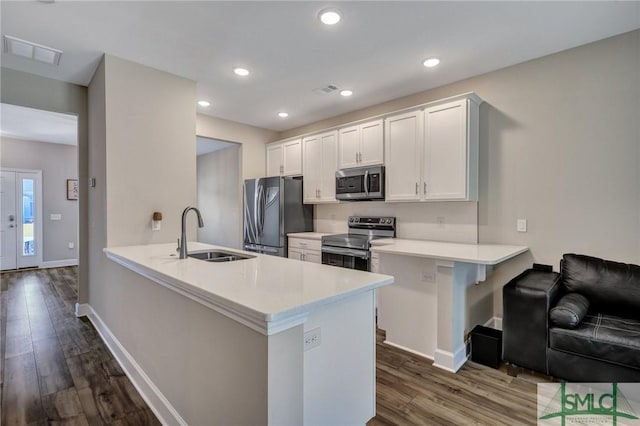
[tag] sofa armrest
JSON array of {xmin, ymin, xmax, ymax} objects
[{"xmin": 503, "ymin": 269, "xmax": 562, "ymax": 374}]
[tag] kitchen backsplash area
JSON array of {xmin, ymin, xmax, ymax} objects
[{"xmin": 314, "ymin": 201, "xmax": 478, "ymax": 243}]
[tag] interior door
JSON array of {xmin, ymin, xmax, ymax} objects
[{"xmin": 0, "ymin": 171, "xmax": 17, "ymax": 270}]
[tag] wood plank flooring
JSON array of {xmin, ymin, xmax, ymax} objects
[
  {"xmin": 1, "ymin": 268, "xmax": 160, "ymax": 426},
  {"xmin": 2, "ymin": 267, "xmax": 552, "ymax": 425}
]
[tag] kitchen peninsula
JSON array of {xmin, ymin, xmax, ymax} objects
[
  {"xmin": 371, "ymin": 239, "xmax": 528, "ymax": 373},
  {"xmin": 96, "ymin": 242, "xmax": 393, "ymax": 425}
]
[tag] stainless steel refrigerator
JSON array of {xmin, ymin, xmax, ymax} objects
[{"xmin": 243, "ymin": 176, "xmax": 313, "ymax": 257}]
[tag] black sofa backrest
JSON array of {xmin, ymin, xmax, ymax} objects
[{"xmin": 562, "ymin": 254, "xmax": 640, "ymax": 318}]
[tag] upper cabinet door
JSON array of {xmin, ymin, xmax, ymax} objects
[
  {"xmin": 319, "ymin": 131, "xmax": 338, "ymax": 202},
  {"xmin": 423, "ymin": 98, "xmax": 479, "ymax": 201},
  {"xmin": 337, "ymin": 119, "xmax": 383, "ymax": 169},
  {"xmin": 302, "ymin": 134, "xmax": 321, "ymax": 203},
  {"xmin": 384, "ymin": 110, "xmax": 423, "ymax": 201},
  {"xmin": 282, "ymin": 138, "xmax": 302, "ymax": 176},
  {"xmin": 423, "ymin": 100, "xmax": 467, "ymax": 200},
  {"xmin": 338, "ymin": 125, "xmax": 359, "ymax": 169},
  {"xmin": 266, "ymin": 143, "xmax": 283, "ymax": 177},
  {"xmin": 358, "ymin": 119, "xmax": 383, "ymax": 167},
  {"xmin": 266, "ymin": 139, "xmax": 302, "ymax": 177}
]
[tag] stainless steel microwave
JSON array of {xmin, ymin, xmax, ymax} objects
[{"xmin": 335, "ymin": 165, "xmax": 385, "ymax": 201}]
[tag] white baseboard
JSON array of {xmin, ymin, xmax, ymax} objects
[
  {"xmin": 383, "ymin": 340, "xmax": 434, "ymax": 361},
  {"xmin": 40, "ymin": 259, "xmax": 78, "ymax": 268},
  {"xmin": 83, "ymin": 304, "xmax": 187, "ymax": 426},
  {"xmin": 483, "ymin": 316, "xmax": 503, "ymax": 331},
  {"xmin": 75, "ymin": 303, "xmax": 90, "ymax": 318},
  {"xmin": 433, "ymin": 347, "xmax": 468, "ymax": 373}
]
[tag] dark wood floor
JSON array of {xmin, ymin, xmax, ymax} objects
[
  {"xmin": 2, "ymin": 267, "xmax": 551, "ymax": 425},
  {"xmin": 368, "ymin": 330, "xmax": 553, "ymax": 426},
  {"xmin": 1, "ymin": 268, "xmax": 159, "ymax": 426}
]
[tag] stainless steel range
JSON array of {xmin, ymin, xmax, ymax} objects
[{"xmin": 321, "ymin": 216, "xmax": 396, "ymax": 271}]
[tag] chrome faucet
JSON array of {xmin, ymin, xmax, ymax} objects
[{"xmin": 179, "ymin": 206, "xmax": 204, "ymax": 259}]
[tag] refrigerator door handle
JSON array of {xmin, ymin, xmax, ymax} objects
[{"xmin": 244, "ymin": 185, "xmax": 257, "ymax": 244}]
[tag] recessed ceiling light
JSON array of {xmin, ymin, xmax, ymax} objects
[
  {"xmin": 233, "ymin": 67, "xmax": 250, "ymax": 77},
  {"xmin": 319, "ymin": 8, "xmax": 341, "ymax": 25},
  {"xmin": 339, "ymin": 89, "xmax": 353, "ymax": 97},
  {"xmin": 198, "ymin": 100, "xmax": 211, "ymax": 107},
  {"xmin": 278, "ymin": 112, "xmax": 289, "ymax": 118},
  {"xmin": 422, "ymin": 58, "xmax": 440, "ymax": 68}
]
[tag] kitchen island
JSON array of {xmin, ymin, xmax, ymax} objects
[{"xmin": 91, "ymin": 242, "xmax": 393, "ymax": 425}]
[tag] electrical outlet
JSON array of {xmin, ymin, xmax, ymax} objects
[
  {"xmin": 436, "ymin": 217, "xmax": 445, "ymax": 228},
  {"xmin": 421, "ymin": 271, "xmax": 435, "ymax": 283},
  {"xmin": 304, "ymin": 328, "xmax": 321, "ymax": 351},
  {"xmin": 517, "ymin": 219, "xmax": 527, "ymax": 233}
]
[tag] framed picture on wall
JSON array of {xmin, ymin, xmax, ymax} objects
[{"xmin": 67, "ymin": 179, "xmax": 78, "ymax": 200}]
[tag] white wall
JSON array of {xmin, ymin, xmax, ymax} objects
[
  {"xmin": 315, "ymin": 202, "xmax": 478, "ymax": 243},
  {"xmin": 0, "ymin": 68, "xmax": 89, "ymax": 302},
  {"xmin": 0, "ymin": 137, "xmax": 78, "ymax": 263},
  {"xmin": 197, "ymin": 144, "xmax": 242, "ymax": 248},
  {"xmin": 196, "ymin": 114, "xmax": 279, "ymax": 180},
  {"xmin": 281, "ymin": 30, "xmax": 640, "ymax": 320}
]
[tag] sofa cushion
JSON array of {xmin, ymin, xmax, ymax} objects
[
  {"xmin": 549, "ymin": 313, "xmax": 640, "ymax": 369},
  {"xmin": 550, "ymin": 292, "xmax": 590, "ymax": 329},
  {"xmin": 562, "ymin": 254, "xmax": 640, "ymax": 318}
]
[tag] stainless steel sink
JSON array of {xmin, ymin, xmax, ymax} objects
[{"xmin": 188, "ymin": 250, "xmax": 255, "ymax": 262}]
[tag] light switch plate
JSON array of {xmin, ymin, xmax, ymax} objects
[
  {"xmin": 517, "ymin": 219, "xmax": 527, "ymax": 233},
  {"xmin": 50, "ymin": 214, "xmax": 62, "ymax": 221}
]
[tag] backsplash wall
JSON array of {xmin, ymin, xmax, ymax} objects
[{"xmin": 315, "ymin": 202, "xmax": 478, "ymax": 243}]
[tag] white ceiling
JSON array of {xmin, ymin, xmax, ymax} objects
[
  {"xmin": 1, "ymin": 2, "xmax": 639, "ymax": 132},
  {"xmin": 0, "ymin": 103, "xmax": 77, "ymax": 145},
  {"xmin": 196, "ymin": 136, "xmax": 237, "ymax": 156}
]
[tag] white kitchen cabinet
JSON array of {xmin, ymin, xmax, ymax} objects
[
  {"xmin": 338, "ymin": 119, "xmax": 383, "ymax": 169},
  {"xmin": 384, "ymin": 110, "xmax": 423, "ymax": 201},
  {"xmin": 385, "ymin": 94, "xmax": 481, "ymax": 202},
  {"xmin": 288, "ymin": 237, "xmax": 321, "ymax": 263},
  {"xmin": 266, "ymin": 138, "xmax": 302, "ymax": 176},
  {"xmin": 303, "ymin": 130, "xmax": 338, "ymax": 204}
]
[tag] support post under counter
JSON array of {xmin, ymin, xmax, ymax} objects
[{"xmin": 371, "ymin": 239, "xmax": 527, "ymax": 373}]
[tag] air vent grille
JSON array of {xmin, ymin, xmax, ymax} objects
[
  {"xmin": 3, "ymin": 35, "xmax": 62, "ymax": 66},
  {"xmin": 313, "ymin": 84, "xmax": 339, "ymax": 95}
]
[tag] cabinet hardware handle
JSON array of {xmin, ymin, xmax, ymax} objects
[
  {"xmin": 359, "ymin": 152, "xmax": 362, "ymax": 162},
  {"xmin": 415, "ymin": 182, "xmax": 418, "ymax": 194},
  {"xmin": 356, "ymin": 152, "xmax": 358, "ymax": 163},
  {"xmin": 424, "ymin": 182, "xmax": 427, "ymax": 194}
]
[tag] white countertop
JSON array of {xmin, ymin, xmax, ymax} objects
[
  {"xmin": 370, "ymin": 238, "xmax": 528, "ymax": 265},
  {"xmin": 287, "ymin": 232, "xmax": 332, "ymax": 240},
  {"xmin": 104, "ymin": 242, "xmax": 393, "ymax": 335}
]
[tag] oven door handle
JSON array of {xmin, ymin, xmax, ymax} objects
[{"xmin": 321, "ymin": 246, "xmax": 370, "ymax": 259}]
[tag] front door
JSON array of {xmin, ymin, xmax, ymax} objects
[
  {"xmin": 1, "ymin": 171, "xmax": 17, "ymax": 270},
  {"xmin": 0, "ymin": 170, "xmax": 40, "ymax": 270}
]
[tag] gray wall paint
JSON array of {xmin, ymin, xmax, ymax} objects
[
  {"xmin": 197, "ymin": 144, "xmax": 242, "ymax": 249},
  {"xmin": 1, "ymin": 137, "xmax": 78, "ymax": 262},
  {"xmin": 1, "ymin": 68, "xmax": 89, "ymax": 302}
]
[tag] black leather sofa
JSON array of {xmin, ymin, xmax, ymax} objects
[{"xmin": 503, "ymin": 253, "xmax": 640, "ymax": 382}]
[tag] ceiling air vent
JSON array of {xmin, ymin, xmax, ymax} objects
[
  {"xmin": 313, "ymin": 84, "xmax": 339, "ymax": 95},
  {"xmin": 3, "ymin": 35, "xmax": 62, "ymax": 66}
]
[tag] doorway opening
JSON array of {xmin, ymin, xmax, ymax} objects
[
  {"xmin": 195, "ymin": 136, "xmax": 242, "ymax": 249},
  {"xmin": 0, "ymin": 103, "xmax": 79, "ymax": 270}
]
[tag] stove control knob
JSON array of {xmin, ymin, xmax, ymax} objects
[
  {"xmin": 349, "ymin": 217, "xmax": 354, "ymax": 223},
  {"xmin": 354, "ymin": 217, "xmax": 359, "ymax": 223}
]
